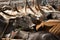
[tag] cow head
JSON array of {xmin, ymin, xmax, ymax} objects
[{"xmin": 15, "ymin": 15, "xmax": 35, "ymax": 31}]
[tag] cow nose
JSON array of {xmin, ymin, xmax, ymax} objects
[
  {"xmin": 30, "ymin": 27, "xmax": 34, "ymax": 29},
  {"xmin": 31, "ymin": 24, "xmax": 35, "ymax": 27},
  {"xmin": 30, "ymin": 24, "xmax": 35, "ymax": 29},
  {"xmin": 37, "ymin": 17, "xmax": 39, "ymax": 20}
]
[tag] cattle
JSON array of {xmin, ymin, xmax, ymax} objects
[
  {"xmin": 27, "ymin": 31, "xmax": 60, "ymax": 40},
  {"xmin": 36, "ymin": 20, "xmax": 60, "ymax": 37},
  {"xmin": 8, "ymin": 30, "xmax": 60, "ymax": 40},
  {"xmin": 0, "ymin": 5, "xmax": 36, "ymax": 39},
  {"xmin": 26, "ymin": 6, "xmax": 44, "ymax": 21},
  {"xmin": 0, "ymin": 5, "xmax": 19, "ymax": 39},
  {"xmin": 37, "ymin": 4, "xmax": 60, "ymax": 20}
]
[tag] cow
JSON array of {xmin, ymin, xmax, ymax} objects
[
  {"xmin": 27, "ymin": 31, "xmax": 60, "ymax": 40},
  {"xmin": 8, "ymin": 30, "xmax": 60, "ymax": 40},
  {"xmin": 0, "ymin": 5, "xmax": 35, "ymax": 38},
  {"xmin": 36, "ymin": 20, "xmax": 60, "ymax": 37}
]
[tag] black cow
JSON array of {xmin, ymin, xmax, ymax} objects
[
  {"xmin": 11, "ymin": 30, "xmax": 60, "ymax": 40},
  {"xmin": 27, "ymin": 32, "xmax": 60, "ymax": 40},
  {"xmin": 0, "ymin": 14, "xmax": 35, "ymax": 38}
]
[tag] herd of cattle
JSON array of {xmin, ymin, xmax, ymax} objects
[{"xmin": 0, "ymin": 3, "xmax": 60, "ymax": 40}]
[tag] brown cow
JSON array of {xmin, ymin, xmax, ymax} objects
[{"xmin": 36, "ymin": 20, "xmax": 60, "ymax": 37}]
